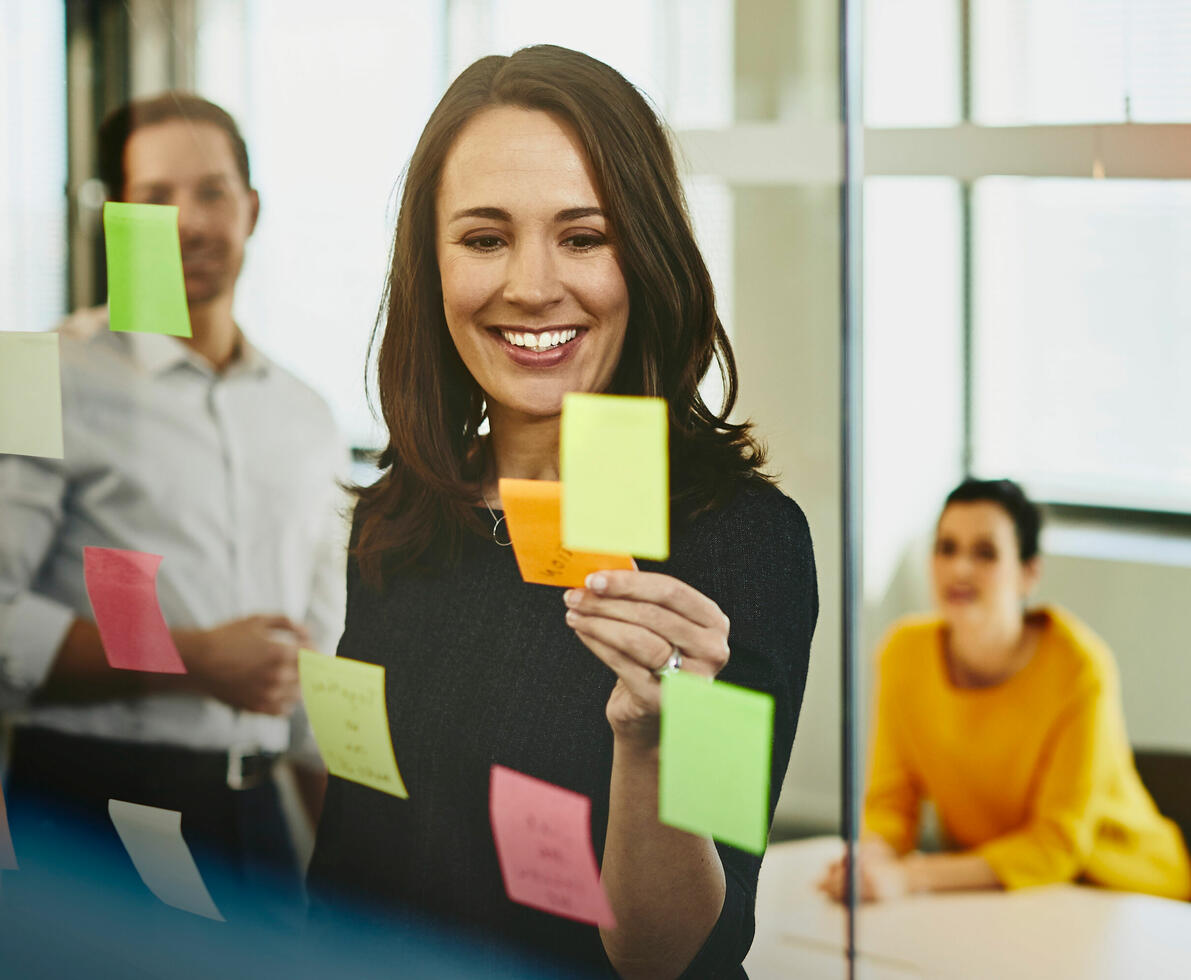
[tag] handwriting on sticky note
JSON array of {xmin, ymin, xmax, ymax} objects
[
  {"xmin": 0, "ymin": 780, "xmax": 17, "ymax": 871},
  {"xmin": 560, "ymin": 393, "xmax": 669, "ymax": 560},
  {"xmin": 103, "ymin": 202, "xmax": 192, "ymax": 338},
  {"xmin": 659, "ymin": 672, "xmax": 774, "ymax": 855},
  {"xmin": 0, "ymin": 331, "xmax": 64, "ymax": 459},
  {"xmin": 500, "ymin": 479, "xmax": 635, "ymax": 587},
  {"xmin": 489, "ymin": 764, "xmax": 615, "ymax": 927},
  {"xmin": 298, "ymin": 649, "xmax": 408, "ymax": 798},
  {"xmin": 83, "ymin": 547, "xmax": 186, "ymax": 673},
  {"xmin": 108, "ymin": 800, "xmax": 224, "ymax": 920}
]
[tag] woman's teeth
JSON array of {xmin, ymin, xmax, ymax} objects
[{"xmin": 500, "ymin": 328, "xmax": 578, "ymax": 351}]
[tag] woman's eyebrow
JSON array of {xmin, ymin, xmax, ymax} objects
[
  {"xmin": 448, "ymin": 206, "xmax": 511, "ymax": 222},
  {"xmin": 447, "ymin": 205, "xmax": 605, "ymax": 223},
  {"xmin": 555, "ymin": 206, "xmax": 603, "ymax": 221}
]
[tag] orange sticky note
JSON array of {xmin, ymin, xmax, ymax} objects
[
  {"xmin": 500, "ymin": 479, "xmax": 635, "ymax": 588},
  {"xmin": 489, "ymin": 765, "xmax": 616, "ymax": 928},
  {"xmin": 0, "ymin": 780, "xmax": 17, "ymax": 870}
]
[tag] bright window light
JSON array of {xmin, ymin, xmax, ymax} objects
[{"xmin": 972, "ymin": 177, "xmax": 1191, "ymax": 512}]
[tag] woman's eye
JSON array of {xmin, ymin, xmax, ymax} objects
[
  {"xmin": 464, "ymin": 235, "xmax": 504, "ymax": 252},
  {"xmin": 974, "ymin": 545, "xmax": 997, "ymax": 562},
  {"xmin": 935, "ymin": 540, "xmax": 956, "ymax": 556},
  {"xmin": 563, "ymin": 233, "xmax": 604, "ymax": 251}
]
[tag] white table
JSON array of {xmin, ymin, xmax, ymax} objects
[{"xmin": 744, "ymin": 837, "xmax": 1191, "ymax": 980}]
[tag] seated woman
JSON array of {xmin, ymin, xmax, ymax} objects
[
  {"xmin": 821, "ymin": 478, "xmax": 1191, "ymax": 903},
  {"xmin": 305, "ymin": 45, "xmax": 818, "ymax": 978}
]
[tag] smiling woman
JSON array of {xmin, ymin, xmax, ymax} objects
[
  {"xmin": 819, "ymin": 478, "xmax": 1191, "ymax": 905},
  {"xmin": 305, "ymin": 44, "xmax": 819, "ymax": 979},
  {"xmin": 435, "ymin": 106, "xmax": 630, "ymax": 423}
]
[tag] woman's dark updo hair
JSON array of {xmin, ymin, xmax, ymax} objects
[{"xmin": 944, "ymin": 478, "xmax": 1042, "ymax": 562}]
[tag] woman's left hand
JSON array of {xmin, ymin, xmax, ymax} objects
[{"xmin": 563, "ymin": 570, "xmax": 731, "ymax": 746}]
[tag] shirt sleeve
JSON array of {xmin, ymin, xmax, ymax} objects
[
  {"xmin": 975, "ymin": 678, "xmax": 1107, "ymax": 889},
  {"xmin": 0, "ymin": 454, "xmax": 75, "ymax": 709},
  {"xmin": 674, "ymin": 487, "xmax": 818, "ymax": 978},
  {"xmin": 862, "ymin": 634, "xmax": 923, "ymax": 855},
  {"xmin": 302, "ymin": 447, "xmax": 352, "ymax": 657},
  {"xmin": 290, "ymin": 442, "xmax": 352, "ymax": 767}
]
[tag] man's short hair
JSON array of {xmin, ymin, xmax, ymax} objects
[{"xmin": 97, "ymin": 92, "xmax": 252, "ymax": 198}]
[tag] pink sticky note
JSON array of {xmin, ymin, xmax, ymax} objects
[
  {"xmin": 83, "ymin": 547, "xmax": 186, "ymax": 673},
  {"xmin": 489, "ymin": 765, "xmax": 616, "ymax": 928},
  {"xmin": 0, "ymin": 780, "xmax": 17, "ymax": 870}
]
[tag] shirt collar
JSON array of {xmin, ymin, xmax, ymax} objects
[{"xmin": 125, "ymin": 329, "xmax": 270, "ymax": 380}]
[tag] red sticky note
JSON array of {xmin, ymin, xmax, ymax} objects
[
  {"xmin": 83, "ymin": 547, "xmax": 186, "ymax": 673},
  {"xmin": 0, "ymin": 781, "xmax": 17, "ymax": 870},
  {"xmin": 489, "ymin": 765, "xmax": 616, "ymax": 928}
]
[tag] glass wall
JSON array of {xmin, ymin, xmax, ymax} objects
[
  {"xmin": 1, "ymin": 0, "xmax": 850, "ymax": 975},
  {"xmin": 4, "ymin": 1, "xmax": 1190, "ymax": 977}
]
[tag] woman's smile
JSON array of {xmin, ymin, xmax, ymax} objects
[{"xmin": 490, "ymin": 325, "xmax": 586, "ymax": 366}]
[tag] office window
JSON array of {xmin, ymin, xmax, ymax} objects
[
  {"xmin": 196, "ymin": 0, "xmax": 446, "ymax": 448},
  {"xmin": 863, "ymin": 0, "xmax": 960, "ymax": 127},
  {"xmin": 863, "ymin": 178, "xmax": 964, "ymax": 596},
  {"xmin": 972, "ymin": 178, "xmax": 1191, "ymax": 512},
  {"xmin": 973, "ymin": 0, "xmax": 1191, "ymax": 124},
  {"xmin": 0, "ymin": 0, "xmax": 68, "ymax": 334}
]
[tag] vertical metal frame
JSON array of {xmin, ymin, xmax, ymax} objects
[{"xmin": 839, "ymin": 0, "xmax": 864, "ymax": 974}]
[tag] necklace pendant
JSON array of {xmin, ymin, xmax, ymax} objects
[{"xmin": 492, "ymin": 514, "xmax": 511, "ymax": 547}]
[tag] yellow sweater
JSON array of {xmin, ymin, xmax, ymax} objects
[{"xmin": 863, "ymin": 607, "xmax": 1191, "ymax": 899}]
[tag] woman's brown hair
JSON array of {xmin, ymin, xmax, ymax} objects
[{"xmin": 355, "ymin": 44, "xmax": 768, "ymax": 584}]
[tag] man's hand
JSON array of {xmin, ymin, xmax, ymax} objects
[{"xmin": 176, "ymin": 614, "xmax": 309, "ymax": 715}]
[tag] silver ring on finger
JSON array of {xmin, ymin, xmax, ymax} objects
[{"xmin": 651, "ymin": 644, "xmax": 684, "ymax": 679}]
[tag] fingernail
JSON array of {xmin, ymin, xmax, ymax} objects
[
  {"xmin": 563, "ymin": 589, "xmax": 579, "ymax": 607},
  {"xmin": 586, "ymin": 574, "xmax": 607, "ymax": 592},
  {"xmin": 565, "ymin": 610, "xmax": 578, "ymax": 625}
]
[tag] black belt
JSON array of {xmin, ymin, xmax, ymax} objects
[{"xmin": 10, "ymin": 728, "xmax": 280, "ymax": 794}]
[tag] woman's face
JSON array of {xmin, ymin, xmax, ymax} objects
[
  {"xmin": 435, "ymin": 106, "xmax": 630, "ymax": 425},
  {"xmin": 931, "ymin": 502, "xmax": 1039, "ymax": 632}
]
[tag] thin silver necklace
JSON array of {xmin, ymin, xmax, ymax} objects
[{"xmin": 482, "ymin": 490, "xmax": 512, "ymax": 547}]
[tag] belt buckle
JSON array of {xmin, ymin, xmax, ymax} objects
[{"xmin": 227, "ymin": 744, "xmax": 247, "ymax": 790}]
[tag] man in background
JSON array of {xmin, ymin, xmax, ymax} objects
[{"xmin": 0, "ymin": 93, "xmax": 347, "ymax": 916}]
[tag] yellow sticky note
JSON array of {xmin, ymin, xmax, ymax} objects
[
  {"xmin": 560, "ymin": 393, "xmax": 669, "ymax": 560},
  {"xmin": 0, "ymin": 332, "xmax": 64, "ymax": 458},
  {"xmin": 500, "ymin": 478, "xmax": 635, "ymax": 587},
  {"xmin": 298, "ymin": 648, "xmax": 408, "ymax": 798}
]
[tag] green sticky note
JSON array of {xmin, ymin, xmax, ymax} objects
[
  {"xmin": 0, "ymin": 332, "xmax": 64, "ymax": 458},
  {"xmin": 560, "ymin": 393, "xmax": 668, "ymax": 560},
  {"xmin": 659, "ymin": 671, "xmax": 774, "ymax": 855},
  {"xmin": 103, "ymin": 202, "xmax": 192, "ymax": 337},
  {"xmin": 298, "ymin": 648, "xmax": 408, "ymax": 798}
]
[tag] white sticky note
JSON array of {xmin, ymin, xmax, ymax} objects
[{"xmin": 107, "ymin": 800, "xmax": 225, "ymax": 921}]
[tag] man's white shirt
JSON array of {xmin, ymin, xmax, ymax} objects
[{"xmin": 0, "ymin": 312, "xmax": 350, "ymax": 759}]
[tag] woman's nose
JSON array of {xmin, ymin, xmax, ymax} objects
[{"xmin": 503, "ymin": 240, "xmax": 565, "ymax": 310}]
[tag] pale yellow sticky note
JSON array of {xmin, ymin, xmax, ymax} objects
[
  {"xmin": 298, "ymin": 648, "xmax": 408, "ymax": 798},
  {"xmin": 560, "ymin": 393, "xmax": 669, "ymax": 559},
  {"xmin": 0, "ymin": 332, "xmax": 64, "ymax": 458}
]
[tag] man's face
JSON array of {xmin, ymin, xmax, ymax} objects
[{"xmin": 122, "ymin": 119, "xmax": 259, "ymax": 307}]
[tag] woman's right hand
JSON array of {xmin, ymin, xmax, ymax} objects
[{"xmin": 816, "ymin": 837, "xmax": 907, "ymax": 903}]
